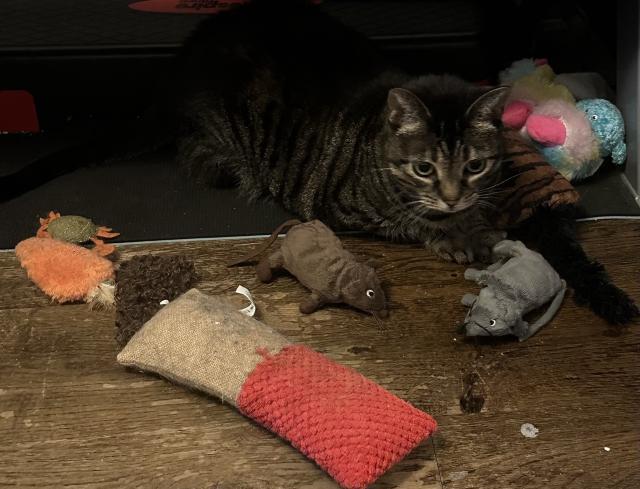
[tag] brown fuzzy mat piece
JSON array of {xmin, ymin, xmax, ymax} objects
[{"xmin": 115, "ymin": 254, "xmax": 198, "ymax": 347}]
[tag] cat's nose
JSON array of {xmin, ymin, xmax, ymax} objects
[
  {"xmin": 440, "ymin": 182, "xmax": 460, "ymax": 205},
  {"xmin": 444, "ymin": 199, "xmax": 458, "ymax": 208}
]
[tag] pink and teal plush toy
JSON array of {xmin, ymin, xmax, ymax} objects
[
  {"xmin": 500, "ymin": 59, "xmax": 626, "ymax": 182},
  {"xmin": 524, "ymin": 98, "xmax": 626, "ymax": 181}
]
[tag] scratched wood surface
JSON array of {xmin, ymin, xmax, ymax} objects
[{"xmin": 0, "ymin": 220, "xmax": 638, "ymax": 489}]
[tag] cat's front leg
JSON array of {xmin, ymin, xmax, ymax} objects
[
  {"xmin": 424, "ymin": 224, "xmax": 505, "ymax": 264},
  {"xmin": 467, "ymin": 228, "xmax": 507, "ymax": 263},
  {"xmin": 425, "ymin": 233, "xmax": 474, "ymax": 264},
  {"xmin": 456, "ymin": 211, "xmax": 506, "ymax": 263}
]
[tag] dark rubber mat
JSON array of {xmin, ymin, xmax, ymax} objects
[
  {"xmin": 1, "ymin": 131, "xmax": 638, "ymax": 250},
  {"xmin": 0, "ymin": 133, "xmax": 292, "ymax": 249},
  {"xmin": 574, "ymin": 165, "xmax": 640, "ymax": 218}
]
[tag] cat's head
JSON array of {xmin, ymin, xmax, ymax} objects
[{"xmin": 382, "ymin": 77, "xmax": 509, "ymax": 215}]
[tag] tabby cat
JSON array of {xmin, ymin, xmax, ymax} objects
[
  {"xmin": 2, "ymin": 0, "xmax": 637, "ymax": 323},
  {"xmin": 1, "ymin": 1, "xmax": 509, "ymax": 263},
  {"xmin": 174, "ymin": 0, "xmax": 508, "ymax": 263}
]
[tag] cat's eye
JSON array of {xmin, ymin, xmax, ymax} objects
[
  {"xmin": 413, "ymin": 162, "xmax": 434, "ymax": 177},
  {"xmin": 466, "ymin": 159, "xmax": 486, "ymax": 174},
  {"xmin": 366, "ymin": 289, "xmax": 375, "ymax": 299},
  {"xmin": 489, "ymin": 319, "xmax": 496, "ymax": 327}
]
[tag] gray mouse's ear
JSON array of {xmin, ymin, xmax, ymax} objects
[{"xmin": 387, "ymin": 88, "xmax": 431, "ymax": 136}]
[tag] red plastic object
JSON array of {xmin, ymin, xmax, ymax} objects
[
  {"xmin": 129, "ymin": 0, "xmax": 321, "ymax": 14},
  {"xmin": 238, "ymin": 345, "xmax": 437, "ymax": 489},
  {"xmin": 0, "ymin": 90, "xmax": 39, "ymax": 133},
  {"xmin": 129, "ymin": 0, "xmax": 250, "ymax": 14}
]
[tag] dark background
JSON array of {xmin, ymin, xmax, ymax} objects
[{"xmin": 0, "ymin": 0, "xmax": 629, "ymax": 248}]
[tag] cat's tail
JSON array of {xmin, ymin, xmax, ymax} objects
[
  {"xmin": 0, "ymin": 104, "xmax": 177, "ymax": 203},
  {"xmin": 227, "ymin": 219, "xmax": 303, "ymax": 267},
  {"xmin": 519, "ymin": 204, "xmax": 639, "ymax": 325}
]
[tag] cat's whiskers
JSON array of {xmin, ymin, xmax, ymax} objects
[
  {"xmin": 384, "ymin": 198, "xmax": 426, "ymax": 218},
  {"xmin": 388, "ymin": 199, "xmax": 434, "ymax": 239},
  {"xmin": 475, "ymin": 196, "xmax": 498, "ymax": 210},
  {"xmin": 475, "ymin": 190, "xmax": 508, "ymax": 202},
  {"xmin": 404, "ymin": 199, "xmax": 429, "ymax": 207},
  {"xmin": 408, "ymin": 202, "xmax": 435, "ymax": 229},
  {"xmin": 481, "ymin": 171, "xmax": 528, "ymax": 192},
  {"xmin": 477, "ymin": 187, "xmax": 510, "ymax": 196},
  {"xmin": 476, "ymin": 201, "xmax": 497, "ymax": 210},
  {"xmin": 407, "ymin": 207, "xmax": 427, "ymax": 228}
]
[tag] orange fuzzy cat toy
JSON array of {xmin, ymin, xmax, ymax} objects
[{"xmin": 15, "ymin": 212, "xmax": 119, "ymax": 307}]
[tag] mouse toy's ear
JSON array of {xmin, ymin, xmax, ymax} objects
[
  {"xmin": 387, "ymin": 88, "xmax": 431, "ymax": 136},
  {"xmin": 364, "ymin": 257, "xmax": 382, "ymax": 270},
  {"xmin": 355, "ymin": 254, "xmax": 381, "ymax": 270}
]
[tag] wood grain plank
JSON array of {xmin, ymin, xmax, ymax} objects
[{"xmin": 1, "ymin": 220, "xmax": 639, "ymax": 488}]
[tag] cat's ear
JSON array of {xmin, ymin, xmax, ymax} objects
[
  {"xmin": 465, "ymin": 86, "xmax": 509, "ymax": 126},
  {"xmin": 387, "ymin": 88, "xmax": 431, "ymax": 136}
]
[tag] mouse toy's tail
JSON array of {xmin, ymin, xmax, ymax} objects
[
  {"xmin": 519, "ymin": 204, "xmax": 639, "ymax": 325},
  {"xmin": 227, "ymin": 219, "xmax": 303, "ymax": 267}
]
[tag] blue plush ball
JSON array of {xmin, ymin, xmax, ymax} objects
[{"xmin": 576, "ymin": 99, "xmax": 627, "ymax": 165}]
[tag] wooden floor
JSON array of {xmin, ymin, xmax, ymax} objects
[{"xmin": 1, "ymin": 220, "xmax": 639, "ymax": 489}]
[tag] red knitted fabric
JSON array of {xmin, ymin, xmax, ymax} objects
[{"xmin": 237, "ymin": 345, "xmax": 437, "ymax": 489}]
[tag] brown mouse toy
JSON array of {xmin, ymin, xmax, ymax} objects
[{"xmin": 228, "ymin": 220, "xmax": 388, "ymax": 319}]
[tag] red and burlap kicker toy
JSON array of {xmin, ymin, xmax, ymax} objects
[
  {"xmin": 238, "ymin": 345, "xmax": 436, "ymax": 489},
  {"xmin": 117, "ymin": 289, "xmax": 436, "ymax": 489}
]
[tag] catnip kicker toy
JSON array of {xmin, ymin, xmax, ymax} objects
[
  {"xmin": 37, "ymin": 211, "xmax": 120, "ymax": 256},
  {"xmin": 118, "ymin": 288, "xmax": 436, "ymax": 489},
  {"xmin": 228, "ymin": 219, "xmax": 388, "ymax": 318},
  {"xmin": 461, "ymin": 240, "xmax": 566, "ymax": 341}
]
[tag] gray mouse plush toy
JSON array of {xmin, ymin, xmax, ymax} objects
[{"xmin": 461, "ymin": 240, "xmax": 566, "ymax": 341}]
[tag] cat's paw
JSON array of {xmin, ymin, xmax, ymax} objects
[
  {"xmin": 428, "ymin": 236, "xmax": 473, "ymax": 264},
  {"xmin": 470, "ymin": 230, "xmax": 507, "ymax": 263}
]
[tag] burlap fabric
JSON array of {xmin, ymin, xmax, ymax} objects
[{"xmin": 117, "ymin": 288, "xmax": 290, "ymax": 405}]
